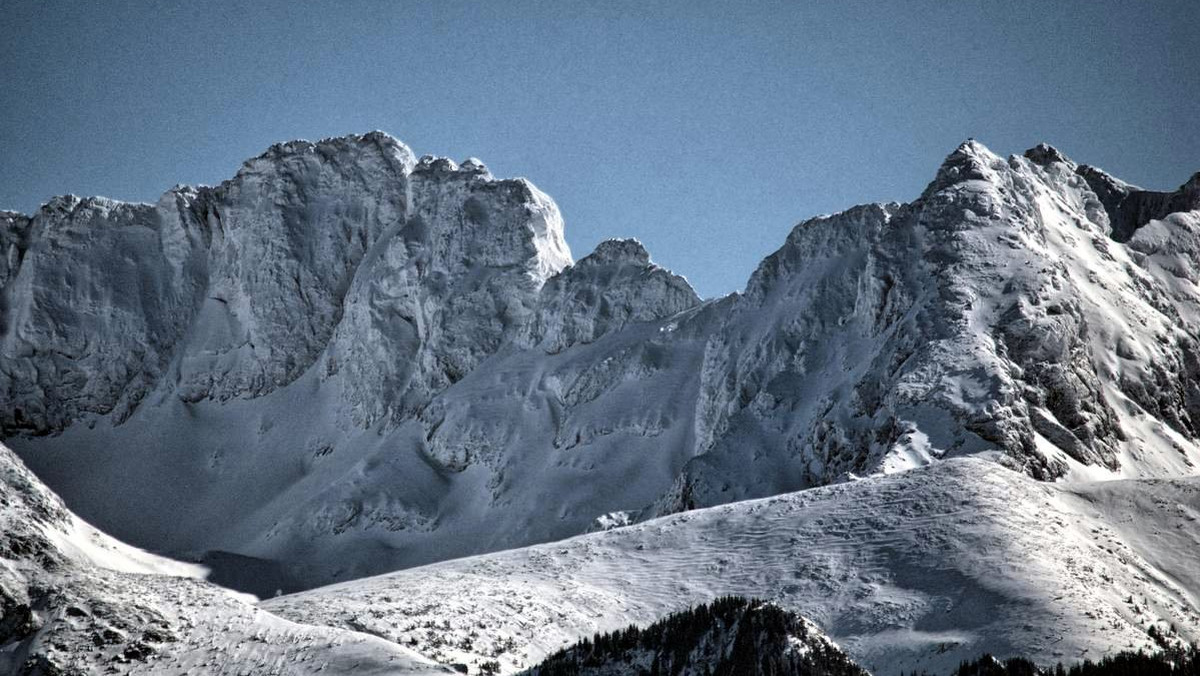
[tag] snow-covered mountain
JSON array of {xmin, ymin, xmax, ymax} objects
[
  {"xmin": 0, "ymin": 440, "xmax": 449, "ymax": 675},
  {"xmin": 3, "ymin": 133, "xmax": 1200, "ymax": 590},
  {"xmin": 265, "ymin": 458, "xmax": 1200, "ymax": 675}
]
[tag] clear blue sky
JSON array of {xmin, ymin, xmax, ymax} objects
[{"xmin": 3, "ymin": 1, "xmax": 1198, "ymax": 298}]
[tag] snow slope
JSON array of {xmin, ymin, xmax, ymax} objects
[
  {"xmin": 266, "ymin": 458, "xmax": 1200, "ymax": 676},
  {"xmin": 0, "ymin": 440, "xmax": 449, "ymax": 675},
  {"xmin": 4, "ymin": 134, "xmax": 1200, "ymax": 591}
]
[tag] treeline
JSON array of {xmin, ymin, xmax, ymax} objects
[
  {"xmin": 949, "ymin": 644, "xmax": 1200, "ymax": 676},
  {"xmin": 526, "ymin": 596, "xmax": 1200, "ymax": 676},
  {"xmin": 527, "ymin": 595, "xmax": 867, "ymax": 676}
]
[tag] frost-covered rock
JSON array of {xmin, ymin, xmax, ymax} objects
[
  {"xmin": 0, "ymin": 132, "xmax": 572, "ymax": 432},
  {"xmin": 174, "ymin": 132, "xmax": 416, "ymax": 404},
  {"xmin": 1077, "ymin": 163, "xmax": 1200, "ymax": 242},
  {"xmin": 323, "ymin": 154, "xmax": 572, "ymax": 425},
  {"xmin": 524, "ymin": 238, "xmax": 699, "ymax": 353},
  {"xmin": 0, "ymin": 193, "xmax": 206, "ymax": 433}
]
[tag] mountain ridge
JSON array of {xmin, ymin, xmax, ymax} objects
[{"xmin": 4, "ymin": 133, "xmax": 1200, "ymax": 590}]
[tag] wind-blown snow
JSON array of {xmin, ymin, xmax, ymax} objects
[{"xmin": 266, "ymin": 458, "xmax": 1200, "ymax": 675}]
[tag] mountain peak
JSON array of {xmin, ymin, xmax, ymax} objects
[
  {"xmin": 238, "ymin": 131, "xmax": 417, "ymax": 181},
  {"xmin": 1024, "ymin": 142, "xmax": 1075, "ymax": 168},
  {"xmin": 923, "ymin": 138, "xmax": 1005, "ymax": 195},
  {"xmin": 8, "ymin": 132, "xmax": 1200, "ymax": 651},
  {"xmin": 254, "ymin": 130, "xmax": 411, "ymax": 160},
  {"xmin": 952, "ymin": 137, "xmax": 995, "ymax": 158},
  {"xmin": 415, "ymin": 154, "xmax": 459, "ymax": 173},
  {"xmin": 459, "ymin": 157, "xmax": 491, "ymax": 176},
  {"xmin": 579, "ymin": 238, "xmax": 652, "ymax": 267},
  {"xmin": 1182, "ymin": 171, "xmax": 1200, "ymax": 194}
]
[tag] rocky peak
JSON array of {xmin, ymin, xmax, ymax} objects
[
  {"xmin": 459, "ymin": 157, "xmax": 491, "ymax": 177},
  {"xmin": 411, "ymin": 153, "xmax": 497, "ymax": 180},
  {"xmin": 577, "ymin": 238, "xmax": 652, "ymax": 267},
  {"xmin": 1075, "ymin": 163, "xmax": 1132, "ymax": 200},
  {"xmin": 521, "ymin": 237, "xmax": 698, "ymax": 353},
  {"xmin": 1024, "ymin": 142, "xmax": 1075, "ymax": 168},
  {"xmin": 35, "ymin": 194, "xmax": 85, "ymax": 216},
  {"xmin": 238, "ymin": 130, "xmax": 417, "ymax": 180},
  {"xmin": 1076, "ymin": 163, "xmax": 1200, "ymax": 241},
  {"xmin": 414, "ymin": 154, "xmax": 460, "ymax": 174},
  {"xmin": 1181, "ymin": 171, "xmax": 1200, "ymax": 198},
  {"xmin": 923, "ymin": 138, "xmax": 1007, "ymax": 196},
  {"xmin": 953, "ymin": 138, "xmax": 993, "ymax": 157}
]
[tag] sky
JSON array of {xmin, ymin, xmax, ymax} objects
[{"xmin": 2, "ymin": 1, "xmax": 1198, "ymax": 298}]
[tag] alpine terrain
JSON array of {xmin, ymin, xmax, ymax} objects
[
  {"xmin": 0, "ymin": 440, "xmax": 450, "ymax": 675},
  {"xmin": 2, "ymin": 132, "xmax": 1200, "ymax": 674}
]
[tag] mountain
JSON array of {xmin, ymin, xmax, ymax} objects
[
  {"xmin": 521, "ymin": 596, "xmax": 868, "ymax": 676},
  {"xmin": 3, "ymin": 133, "xmax": 1200, "ymax": 592},
  {"xmin": 0, "ymin": 440, "xmax": 449, "ymax": 675},
  {"xmin": 264, "ymin": 458, "xmax": 1200, "ymax": 676}
]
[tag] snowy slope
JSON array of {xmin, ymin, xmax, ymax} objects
[
  {"xmin": 0, "ymin": 440, "xmax": 449, "ymax": 675},
  {"xmin": 265, "ymin": 459, "xmax": 1200, "ymax": 676},
  {"xmin": 4, "ymin": 134, "xmax": 1200, "ymax": 591}
]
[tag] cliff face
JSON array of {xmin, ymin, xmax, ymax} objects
[
  {"xmin": 3, "ymin": 133, "xmax": 1200, "ymax": 587},
  {"xmin": 0, "ymin": 132, "xmax": 574, "ymax": 433}
]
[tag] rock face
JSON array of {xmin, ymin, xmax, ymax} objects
[
  {"xmin": 3, "ymin": 133, "xmax": 1200, "ymax": 587},
  {"xmin": 323, "ymin": 150, "xmax": 572, "ymax": 425},
  {"xmin": 173, "ymin": 134, "xmax": 415, "ymax": 405},
  {"xmin": 0, "ymin": 132, "xmax": 571, "ymax": 433},
  {"xmin": 0, "ymin": 193, "xmax": 205, "ymax": 433},
  {"xmin": 523, "ymin": 238, "xmax": 698, "ymax": 354},
  {"xmin": 1075, "ymin": 161, "xmax": 1200, "ymax": 242}
]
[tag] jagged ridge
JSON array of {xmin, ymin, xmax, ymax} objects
[{"xmin": 3, "ymin": 134, "xmax": 1200, "ymax": 590}]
